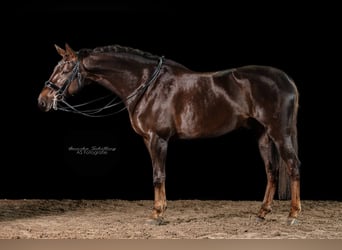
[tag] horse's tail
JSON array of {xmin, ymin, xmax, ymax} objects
[
  {"xmin": 269, "ymin": 140, "xmax": 290, "ymax": 200},
  {"xmin": 277, "ymin": 155, "xmax": 291, "ymax": 200},
  {"xmin": 277, "ymin": 75, "xmax": 300, "ymax": 200}
]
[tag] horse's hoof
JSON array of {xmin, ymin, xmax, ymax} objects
[
  {"xmin": 256, "ymin": 216, "xmax": 265, "ymax": 222},
  {"xmin": 145, "ymin": 218, "xmax": 169, "ymax": 226},
  {"xmin": 287, "ymin": 218, "xmax": 299, "ymax": 225}
]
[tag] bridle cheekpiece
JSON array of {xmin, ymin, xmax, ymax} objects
[{"xmin": 44, "ymin": 60, "xmax": 81, "ymax": 109}]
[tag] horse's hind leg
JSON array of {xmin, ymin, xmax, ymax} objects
[
  {"xmin": 277, "ymin": 135, "xmax": 301, "ymax": 224},
  {"xmin": 257, "ymin": 133, "xmax": 277, "ymax": 220}
]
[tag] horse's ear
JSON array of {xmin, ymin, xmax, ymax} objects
[
  {"xmin": 65, "ymin": 43, "xmax": 77, "ymax": 59},
  {"xmin": 55, "ymin": 44, "xmax": 66, "ymax": 57}
]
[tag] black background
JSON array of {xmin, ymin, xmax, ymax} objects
[{"xmin": 4, "ymin": 1, "xmax": 340, "ymax": 201}]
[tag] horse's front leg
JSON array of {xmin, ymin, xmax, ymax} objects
[
  {"xmin": 144, "ymin": 134, "xmax": 168, "ymax": 224},
  {"xmin": 152, "ymin": 182, "xmax": 167, "ymax": 222}
]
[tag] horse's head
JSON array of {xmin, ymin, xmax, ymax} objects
[{"xmin": 38, "ymin": 43, "xmax": 83, "ymax": 112}]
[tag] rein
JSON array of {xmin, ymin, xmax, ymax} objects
[{"xmin": 47, "ymin": 56, "xmax": 164, "ymax": 117}]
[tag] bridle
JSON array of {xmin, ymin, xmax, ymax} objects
[
  {"xmin": 44, "ymin": 56, "xmax": 164, "ymax": 117},
  {"xmin": 44, "ymin": 60, "xmax": 82, "ymax": 110}
]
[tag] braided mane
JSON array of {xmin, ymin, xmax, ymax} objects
[
  {"xmin": 77, "ymin": 44, "xmax": 188, "ymax": 69},
  {"xmin": 92, "ymin": 45, "xmax": 159, "ymax": 59}
]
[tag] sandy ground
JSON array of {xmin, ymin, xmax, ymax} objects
[{"xmin": 0, "ymin": 199, "xmax": 341, "ymax": 239}]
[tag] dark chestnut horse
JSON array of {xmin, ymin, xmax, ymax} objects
[{"xmin": 38, "ymin": 44, "xmax": 301, "ymax": 225}]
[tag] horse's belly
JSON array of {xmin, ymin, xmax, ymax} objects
[{"xmin": 175, "ymin": 102, "xmax": 240, "ymax": 138}]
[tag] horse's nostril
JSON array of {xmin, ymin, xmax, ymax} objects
[{"xmin": 39, "ymin": 100, "xmax": 46, "ymax": 107}]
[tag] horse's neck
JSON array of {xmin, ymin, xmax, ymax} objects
[{"xmin": 82, "ymin": 55, "xmax": 148, "ymax": 101}]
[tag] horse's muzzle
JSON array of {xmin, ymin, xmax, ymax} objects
[{"xmin": 37, "ymin": 95, "xmax": 52, "ymax": 112}]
